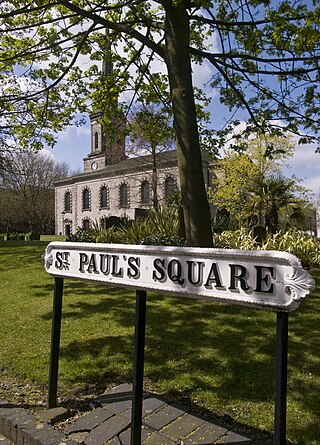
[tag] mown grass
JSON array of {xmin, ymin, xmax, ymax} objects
[{"xmin": 0, "ymin": 240, "xmax": 319, "ymax": 444}]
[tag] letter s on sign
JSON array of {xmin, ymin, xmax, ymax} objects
[
  {"xmin": 55, "ymin": 251, "xmax": 63, "ymax": 269},
  {"xmin": 127, "ymin": 256, "xmax": 140, "ymax": 279},
  {"xmin": 152, "ymin": 258, "xmax": 166, "ymax": 281}
]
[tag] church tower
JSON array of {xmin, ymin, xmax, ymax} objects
[{"xmin": 83, "ymin": 50, "xmax": 126, "ymax": 173}]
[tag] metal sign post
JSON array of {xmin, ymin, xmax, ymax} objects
[
  {"xmin": 274, "ymin": 311, "xmax": 289, "ymax": 445},
  {"xmin": 47, "ymin": 277, "xmax": 64, "ymax": 409},
  {"xmin": 131, "ymin": 290, "xmax": 147, "ymax": 445}
]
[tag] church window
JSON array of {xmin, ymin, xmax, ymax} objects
[
  {"xmin": 82, "ymin": 188, "xmax": 91, "ymax": 211},
  {"xmin": 141, "ymin": 180, "xmax": 151, "ymax": 205},
  {"xmin": 83, "ymin": 219, "xmax": 90, "ymax": 230},
  {"xmin": 64, "ymin": 191, "xmax": 72, "ymax": 212},
  {"xmin": 94, "ymin": 131, "xmax": 99, "ymax": 150},
  {"xmin": 100, "ymin": 185, "xmax": 109, "ymax": 209},
  {"xmin": 119, "ymin": 183, "xmax": 129, "ymax": 208},
  {"xmin": 164, "ymin": 176, "xmax": 176, "ymax": 199}
]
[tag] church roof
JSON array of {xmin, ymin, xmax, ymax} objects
[{"xmin": 55, "ymin": 149, "xmax": 180, "ymax": 187}]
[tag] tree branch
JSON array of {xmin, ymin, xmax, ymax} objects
[{"xmin": 57, "ymin": 0, "xmax": 166, "ymax": 60}]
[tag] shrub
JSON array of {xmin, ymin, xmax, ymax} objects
[
  {"xmin": 29, "ymin": 232, "xmax": 40, "ymax": 240},
  {"xmin": 213, "ymin": 227, "xmax": 320, "ymax": 269},
  {"xmin": 211, "ymin": 212, "xmax": 230, "ymax": 234},
  {"xmin": 112, "ymin": 206, "xmax": 184, "ymax": 246},
  {"xmin": 139, "ymin": 234, "xmax": 186, "ymax": 246},
  {"xmin": 67, "ymin": 227, "xmax": 96, "ymax": 243},
  {"xmin": 8, "ymin": 233, "xmax": 26, "ymax": 241},
  {"xmin": 261, "ymin": 228, "xmax": 320, "ymax": 269},
  {"xmin": 113, "ymin": 218, "xmax": 149, "ymax": 244},
  {"xmin": 146, "ymin": 205, "xmax": 181, "ymax": 238},
  {"xmin": 66, "ymin": 205, "xmax": 185, "ymax": 246},
  {"xmin": 95, "ymin": 227, "xmax": 118, "ymax": 244},
  {"xmin": 213, "ymin": 228, "xmax": 259, "ymax": 250}
]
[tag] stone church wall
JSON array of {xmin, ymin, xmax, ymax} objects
[{"xmin": 55, "ymin": 162, "xmax": 180, "ymax": 236}]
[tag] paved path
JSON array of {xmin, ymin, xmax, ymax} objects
[{"xmin": 0, "ymin": 384, "xmax": 272, "ymax": 445}]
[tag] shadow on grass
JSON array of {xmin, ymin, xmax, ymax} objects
[{"xmin": 34, "ymin": 272, "xmax": 320, "ymax": 444}]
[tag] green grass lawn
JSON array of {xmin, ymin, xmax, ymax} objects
[{"xmin": 0, "ymin": 241, "xmax": 319, "ymax": 444}]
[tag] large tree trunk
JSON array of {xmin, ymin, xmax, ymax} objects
[{"xmin": 163, "ymin": 1, "xmax": 213, "ymax": 247}]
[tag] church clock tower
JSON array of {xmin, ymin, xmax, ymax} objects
[{"xmin": 83, "ymin": 54, "xmax": 126, "ymax": 173}]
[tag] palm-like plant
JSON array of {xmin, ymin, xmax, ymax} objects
[{"xmin": 244, "ymin": 175, "xmax": 306, "ymax": 232}]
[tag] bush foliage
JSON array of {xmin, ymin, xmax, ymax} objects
[
  {"xmin": 68, "ymin": 205, "xmax": 185, "ymax": 247},
  {"xmin": 213, "ymin": 228, "xmax": 320, "ymax": 269},
  {"xmin": 67, "ymin": 206, "xmax": 319, "ymax": 269}
]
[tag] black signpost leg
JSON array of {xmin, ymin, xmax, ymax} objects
[
  {"xmin": 274, "ymin": 311, "xmax": 289, "ymax": 445},
  {"xmin": 131, "ymin": 290, "xmax": 147, "ymax": 445},
  {"xmin": 47, "ymin": 277, "xmax": 64, "ymax": 409}
]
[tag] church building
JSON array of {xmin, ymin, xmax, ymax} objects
[{"xmin": 54, "ymin": 112, "xmax": 214, "ymax": 236}]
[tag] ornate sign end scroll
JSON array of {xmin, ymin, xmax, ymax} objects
[{"xmin": 284, "ymin": 266, "xmax": 315, "ymax": 310}]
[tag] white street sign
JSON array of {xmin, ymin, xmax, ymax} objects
[{"xmin": 43, "ymin": 242, "xmax": 315, "ymax": 312}]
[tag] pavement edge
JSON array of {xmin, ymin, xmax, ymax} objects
[{"xmin": 0, "ymin": 399, "xmax": 74, "ymax": 445}]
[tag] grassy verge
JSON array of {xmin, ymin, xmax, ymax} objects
[
  {"xmin": 40, "ymin": 235, "xmax": 66, "ymax": 242},
  {"xmin": 0, "ymin": 241, "xmax": 319, "ymax": 444}
]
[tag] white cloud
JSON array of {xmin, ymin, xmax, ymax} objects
[
  {"xmin": 40, "ymin": 148, "xmax": 56, "ymax": 160},
  {"xmin": 301, "ymin": 176, "xmax": 320, "ymax": 197},
  {"xmin": 286, "ymin": 143, "xmax": 319, "ymax": 170},
  {"xmin": 56, "ymin": 124, "xmax": 91, "ymax": 142}
]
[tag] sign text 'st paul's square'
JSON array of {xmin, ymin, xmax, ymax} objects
[{"xmin": 44, "ymin": 242, "xmax": 315, "ymax": 312}]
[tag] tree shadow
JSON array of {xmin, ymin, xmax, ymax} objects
[{"xmin": 36, "ymin": 272, "xmax": 320, "ymax": 444}]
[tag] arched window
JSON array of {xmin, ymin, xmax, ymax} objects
[
  {"xmin": 100, "ymin": 185, "xmax": 109, "ymax": 209},
  {"xmin": 83, "ymin": 219, "xmax": 90, "ymax": 230},
  {"xmin": 165, "ymin": 176, "xmax": 176, "ymax": 199},
  {"xmin": 82, "ymin": 188, "xmax": 91, "ymax": 211},
  {"xmin": 64, "ymin": 191, "xmax": 72, "ymax": 212},
  {"xmin": 94, "ymin": 131, "xmax": 99, "ymax": 150},
  {"xmin": 119, "ymin": 183, "xmax": 129, "ymax": 208},
  {"xmin": 141, "ymin": 180, "xmax": 150, "ymax": 205}
]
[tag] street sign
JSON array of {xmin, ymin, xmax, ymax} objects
[{"xmin": 43, "ymin": 242, "xmax": 315, "ymax": 312}]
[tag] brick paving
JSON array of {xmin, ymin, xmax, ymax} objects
[{"xmin": 0, "ymin": 384, "xmax": 272, "ymax": 445}]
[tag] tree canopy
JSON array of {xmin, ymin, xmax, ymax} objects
[
  {"xmin": 1, "ymin": 0, "xmax": 320, "ymax": 245},
  {"xmin": 0, "ymin": 150, "xmax": 70, "ymax": 234},
  {"xmin": 209, "ymin": 135, "xmax": 312, "ymax": 232}
]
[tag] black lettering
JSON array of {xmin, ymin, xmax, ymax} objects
[
  {"xmin": 100, "ymin": 254, "xmax": 111, "ymax": 274},
  {"xmin": 186, "ymin": 261, "xmax": 203, "ymax": 285},
  {"xmin": 55, "ymin": 251, "xmax": 63, "ymax": 269},
  {"xmin": 229, "ymin": 264, "xmax": 250, "ymax": 291},
  {"xmin": 87, "ymin": 254, "xmax": 98, "ymax": 274},
  {"xmin": 63, "ymin": 252, "xmax": 70, "ymax": 262},
  {"xmin": 204, "ymin": 262, "xmax": 224, "ymax": 288},
  {"xmin": 111, "ymin": 255, "xmax": 123, "ymax": 277},
  {"xmin": 152, "ymin": 258, "xmax": 166, "ymax": 281},
  {"xmin": 127, "ymin": 256, "xmax": 140, "ymax": 279},
  {"xmin": 254, "ymin": 266, "xmax": 275, "ymax": 293},
  {"xmin": 168, "ymin": 259, "xmax": 184, "ymax": 285},
  {"xmin": 79, "ymin": 253, "xmax": 88, "ymax": 272}
]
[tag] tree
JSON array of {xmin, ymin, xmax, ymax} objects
[
  {"xmin": 0, "ymin": 151, "xmax": 70, "ymax": 234},
  {"xmin": 209, "ymin": 134, "xmax": 312, "ymax": 231},
  {"xmin": 247, "ymin": 175, "xmax": 310, "ymax": 232},
  {"xmin": 1, "ymin": 1, "xmax": 320, "ymax": 245},
  {"xmin": 127, "ymin": 102, "xmax": 175, "ymax": 208}
]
